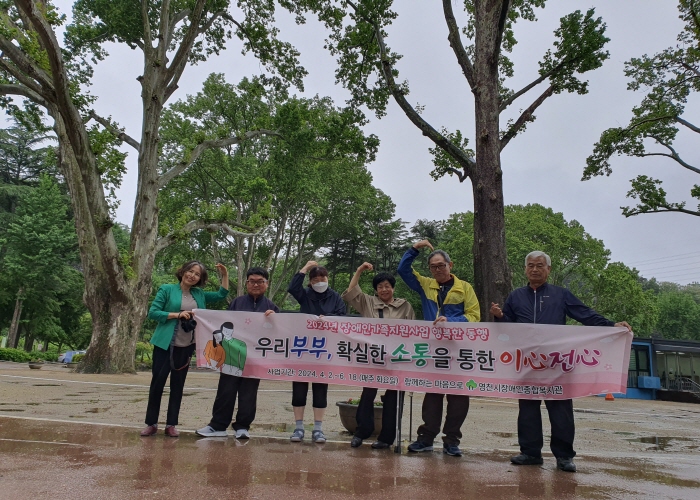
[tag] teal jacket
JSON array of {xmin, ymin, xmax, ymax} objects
[{"xmin": 148, "ymin": 283, "xmax": 229, "ymax": 350}]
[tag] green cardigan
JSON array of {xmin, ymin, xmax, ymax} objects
[{"xmin": 148, "ymin": 283, "xmax": 229, "ymax": 350}]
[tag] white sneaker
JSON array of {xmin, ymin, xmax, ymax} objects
[
  {"xmin": 195, "ymin": 425, "xmax": 228, "ymax": 437},
  {"xmin": 235, "ymin": 428, "xmax": 250, "ymax": 439}
]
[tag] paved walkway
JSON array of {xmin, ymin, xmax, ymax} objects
[{"xmin": 1, "ymin": 362, "xmax": 700, "ymax": 499}]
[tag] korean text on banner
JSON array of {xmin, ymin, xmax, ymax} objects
[{"xmin": 194, "ymin": 310, "xmax": 632, "ymax": 400}]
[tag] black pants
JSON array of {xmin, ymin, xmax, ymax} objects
[
  {"xmin": 416, "ymin": 393, "xmax": 470, "ymax": 446},
  {"xmin": 208, "ymin": 373, "xmax": 261, "ymax": 431},
  {"xmin": 144, "ymin": 344, "xmax": 195, "ymax": 426},
  {"xmin": 291, "ymin": 381, "xmax": 328, "ymax": 408},
  {"xmin": 517, "ymin": 398, "xmax": 576, "ymax": 459},
  {"xmin": 354, "ymin": 388, "xmax": 404, "ymax": 444}
]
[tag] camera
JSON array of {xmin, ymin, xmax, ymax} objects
[{"xmin": 180, "ymin": 317, "xmax": 197, "ymax": 333}]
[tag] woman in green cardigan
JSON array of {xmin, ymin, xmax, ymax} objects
[{"xmin": 141, "ymin": 261, "xmax": 229, "ymax": 437}]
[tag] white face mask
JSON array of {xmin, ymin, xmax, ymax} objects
[{"xmin": 312, "ymin": 282, "xmax": 329, "ymax": 293}]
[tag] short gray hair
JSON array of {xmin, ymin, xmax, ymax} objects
[
  {"xmin": 428, "ymin": 249, "xmax": 451, "ymax": 264},
  {"xmin": 525, "ymin": 251, "xmax": 551, "ymax": 267}
]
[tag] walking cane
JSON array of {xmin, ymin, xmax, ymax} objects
[
  {"xmin": 408, "ymin": 391, "xmax": 413, "ymax": 442},
  {"xmin": 394, "ymin": 390, "xmax": 404, "ymax": 454}
]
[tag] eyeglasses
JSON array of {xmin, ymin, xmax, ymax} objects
[
  {"xmin": 246, "ymin": 279, "xmax": 268, "ymax": 286},
  {"xmin": 429, "ymin": 263, "xmax": 447, "ymax": 271}
]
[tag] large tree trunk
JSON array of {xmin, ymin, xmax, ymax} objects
[
  {"xmin": 472, "ymin": 0, "xmax": 512, "ymax": 319},
  {"xmin": 7, "ymin": 291, "xmax": 23, "ymax": 349},
  {"xmin": 55, "ymin": 116, "xmax": 149, "ymax": 373}
]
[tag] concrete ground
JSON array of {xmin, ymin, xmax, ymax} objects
[{"xmin": 1, "ymin": 361, "xmax": 699, "ymax": 499}]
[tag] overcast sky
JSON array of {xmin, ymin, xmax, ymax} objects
[{"xmin": 54, "ymin": 1, "xmax": 699, "ymax": 284}]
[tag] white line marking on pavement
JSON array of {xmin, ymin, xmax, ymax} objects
[
  {"xmin": 0, "ymin": 374, "xmax": 359, "ymax": 392},
  {"xmin": 0, "ymin": 437, "xmax": 84, "ymax": 447}
]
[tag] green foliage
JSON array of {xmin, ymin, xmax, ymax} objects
[
  {"xmin": 135, "ymin": 341, "xmax": 153, "ymax": 361},
  {"xmin": 0, "ymin": 348, "xmax": 57, "ymax": 362},
  {"xmin": 656, "ymin": 290, "xmax": 700, "ymax": 340},
  {"xmin": 0, "ymin": 174, "xmax": 86, "ymax": 349},
  {"xmin": 442, "ymin": 204, "xmax": 610, "ymax": 300},
  {"xmin": 539, "ymin": 9, "xmax": 610, "ymax": 96},
  {"xmin": 71, "ymin": 353, "xmax": 85, "ymax": 363},
  {"xmin": 584, "ymin": 0, "xmax": 700, "ymax": 217},
  {"xmin": 67, "ymin": 0, "xmax": 307, "ymax": 89},
  {"xmin": 157, "ymin": 74, "xmax": 382, "ymax": 300},
  {"xmin": 592, "ymin": 263, "xmax": 658, "ymax": 336},
  {"xmin": 0, "ymin": 348, "xmax": 32, "ymax": 362}
]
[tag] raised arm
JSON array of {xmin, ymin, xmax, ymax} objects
[
  {"xmin": 288, "ymin": 260, "xmax": 317, "ymax": 303},
  {"xmin": 398, "ymin": 240, "xmax": 433, "ymax": 293}
]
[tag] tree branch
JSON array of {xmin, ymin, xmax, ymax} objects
[
  {"xmin": 0, "ymin": 35, "xmax": 55, "ymax": 93},
  {"xmin": 155, "ymin": 220, "xmax": 262, "ymax": 254},
  {"xmin": 442, "ymin": 0, "xmax": 475, "ymax": 89},
  {"xmin": 15, "ymin": 0, "xmax": 92, "ymax": 162},
  {"xmin": 624, "ymin": 206, "xmax": 700, "ymax": 217},
  {"xmin": 500, "ymin": 84, "xmax": 554, "ymax": 151},
  {"xmin": 87, "ymin": 110, "xmax": 141, "ymax": 151},
  {"xmin": 0, "ymin": 55, "xmax": 54, "ymax": 104},
  {"xmin": 0, "ymin": 82, "xmax": 48, "ymax": 108},
  {"xmin": 649, "ymin": 136, "xmax": 700, "ymax": 175},
  {"xmin": 197, "ymin": 10, "xmax": 230, "ymax": 36},
  {"xmin": 142, "ymin": 0, "xmax": 153, "ymax": 55},
  {"xmin": 346, "ymin": 0, "xmax": 475, "ymax": 178},
  {"xmin": 158, "ymin": 129, "xmax": 282, "ymax": 188},
  {"xmin": 164, "ymin": 0, "xmax": 207, "ymax": 95},
  {"xmin": 494, "ymin": 0, "xmax": 512, "ymax": 60},
  {"xmin": 675, "ymin": 116, "xmax": 700, "ymax": 134},
  {"xmin": 168, "ymin": 9, "xmax": 191, "ymax": 46}
]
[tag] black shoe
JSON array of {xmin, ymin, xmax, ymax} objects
[
  {"xmin": 510, "ymin": 453, "xmax": 544, "ymax": 465},
  {"xmin": 556, "ymin": 457, "xmax": 577, "ymax": 472},
  {"xmin": 443, "ymin": 443, "xmax": 463, "ymax": 457},
  {"xmin": 350, "ymin": 436, "xmax": 363, "ymax": 448},
  {"xmin": 371, "ymin": 440, "xmax": 390, "ymax": 449},
  {"xmin": 407, "ymin": 440, "xmax": 434, "ymax": 453}
]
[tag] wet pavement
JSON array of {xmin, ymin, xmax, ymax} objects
[
  {"xmin": 1, "ymin": 417, "xmax": 699, "ymax": 499},
  {"xmin": 2, "ymin": 364, "xmax": 700, "ymax": 498}
]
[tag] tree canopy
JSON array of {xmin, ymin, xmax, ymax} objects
[{"xmin": 584, "ymin": 0, "xmax": 700, "ymax": 217}]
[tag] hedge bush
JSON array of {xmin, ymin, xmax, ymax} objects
[
  {"xmin": 0, "ymin": 348, "xmax": 32, "ymax": 362},
  {"xmin": 71, "ymin": 354, "xmax": 85, "ymax": 363},
  {"xmin": 0, "ymin": 349, "xmax": 59, "ymax": 363}
]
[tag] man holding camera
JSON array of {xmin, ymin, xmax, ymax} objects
[{"xmin": 196, "ymin": 267, "xmax": 278, "ymax": 439}]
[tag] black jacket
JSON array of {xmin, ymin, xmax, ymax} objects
[
  {"xmin": 497, "ymin": 282, "xmax": 613, "ymax": 326},
  {"xmin": 287, "ymin": 272, "xmax": 346, "ymax": 316},
  {"xmin": 228, "ymin": 294, "xmax": 280, "ymax": 313}
]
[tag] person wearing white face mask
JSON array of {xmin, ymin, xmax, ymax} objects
[{"xmin": 287, "ymin": 260, "xmax": 346, "ymax": 443}]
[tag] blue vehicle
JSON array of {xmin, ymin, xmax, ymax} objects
[{"xmin": 58, "ymin": 350, "xmax": 86, "ymax": 363}]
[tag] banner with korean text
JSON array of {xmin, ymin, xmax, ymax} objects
[{"xmin": 194, "ymin": 310, "xmax": 632, "ymax": 400}]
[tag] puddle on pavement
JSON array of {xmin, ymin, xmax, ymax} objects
[
  {"xmin": 489, "ymin": 432, "xmax": 515, "ymax": 438},
  {"xmin": 626, "ymin": 436, "xmax": 699, "ymax": 450},
  {"xmin": 604, "ymin": 467, "xmax": 700, "ymax": 488},
  {"xmin": 86, "ymin": 408, "xmax": 109, "ymax": 414},
  {"xmin": 254, "ymin": 423, "xmax": 292, "ymax": 432}
]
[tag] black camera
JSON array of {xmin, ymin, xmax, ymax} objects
[{"xmin": 180, "ymin": 317, "xmax": 197, "ymax": 333}]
